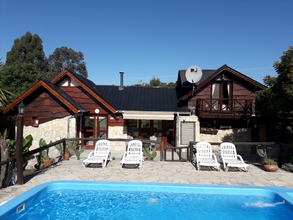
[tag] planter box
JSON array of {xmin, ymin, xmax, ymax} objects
[{"xmin": 200, "ymin": 129, "xmax": 218, "ymax": 135}]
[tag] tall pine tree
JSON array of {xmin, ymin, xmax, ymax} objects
[{"xmin": 0, "ymin": 32, "xmax": 47, "ymax": 97}]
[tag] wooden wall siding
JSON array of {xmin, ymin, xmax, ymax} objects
[
  {"xmin": 108, "ymin": 117, "xmax": 125, "ymax": 127},
  {"xmin": 60, "ymin": 86, "xmax": 111, "ymax": 115},
  {"xmin": 232, "ymin": 81, "xmax": 255, "ymax": 99},
  {"xmin": 188, "ymin": 84, "xmax": 211, "ymax": 107},
  {"xmin": 187, "ymin": 79, "xmax": 257, "ymax": 119},
  {"xmin": 23, "ymin": 91, "xmax": 71, "ymax": 126}
]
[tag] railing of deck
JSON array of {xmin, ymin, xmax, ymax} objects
[
  {"xmin": 196, "ymin": 98, "xmax": 254, "ymax": 116},
  {"xmin": 0, "ymin": 138, "xmax": 162, "ymax": 187}
]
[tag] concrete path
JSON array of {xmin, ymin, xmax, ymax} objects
[{"xmin": 0, "ymin": 152, "xmax": 292, "ymax": 205}]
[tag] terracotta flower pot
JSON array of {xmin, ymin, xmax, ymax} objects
[
  {"xmin": 263, "ymin": 164, "xmax": 279, "ymax": 172},
  {"xmin": 40, "ymin": 158, "xmax": 54, "ymax": 168},
  {"xmin": 64, "ymin": 152, "xmax": 70, "ymax": 160}
]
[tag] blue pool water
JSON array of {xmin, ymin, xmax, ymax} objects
[{"xmin": 1, "ymin": 181, "xmax": 293, "ymax": 220}]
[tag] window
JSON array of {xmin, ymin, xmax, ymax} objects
[
  {"xmin": 98, "ymin": 116, "xmax": 107, "ymax": 138},
  {"xmin": 212, "ymin": 82, "xmax": 231, "ymax": 111},
  {"xmin": 83, "ymin": 115, "xmax": 108, "ymax": 146}
]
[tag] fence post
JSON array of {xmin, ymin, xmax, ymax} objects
[
  {"xmin": 62, "ymin": 140, "xmax": 66, "ymax": 159},
  {"xmin": 16, "ymin": 113, "xmax": 24, "ymax": 185}
]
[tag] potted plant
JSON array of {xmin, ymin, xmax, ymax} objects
[
  {"xmin": 55, "ymin": 143, "xmax": 70, "ymax": 160},
  {"xmin": 66, "ymin": 140, "xmax": 85, "ymax": 160},
  {"xmin": 40, "ymin": 149, "xmax": 54, "ymax": 168},
  {"xmin": 262, "ymin": 158, "xmax": 279, "ymax": 172},
  {"xmin": 143, "ymin": 147, "xmax": 157, "ymax": 160},
  {"xmin": 256, "ymin": 145, "xmax": 278, "ymax": 172},
  {"xmin": 35, "ymin": 139, "xmax": 54, "ymax": 169}
]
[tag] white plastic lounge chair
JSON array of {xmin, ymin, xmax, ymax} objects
[
  {"xmin": 194, "ymin": 141, "xmax": 220, "ymax": 171},
  {"xmin": 120, "ymin": 140, "xmax": 143, "ymax": 168},
  {"xmin": 220, "ymin": 142, "xmax": 249, "ymax": 172},
  {"xmin": 83, "ymin": 140, "xmax": 111, "ymax": 168}
]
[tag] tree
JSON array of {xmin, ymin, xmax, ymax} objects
[
  {"xmin": 256, "ymin": 46, "xmax": 293, "ymax": 117},
  {"xmin": 134, "ymin": 76, "xmax": 176, "ymax": 87},
  {"xmin": 47, "ymin": 47, "xmax": 88, "ymax": 79},
  {"xmin": 149, "ymin": 76, "xmax": 162, "ymax": 86},
  {"xmin": 0, "ymin": 32, "xmax": 47, "ymax": 97},
  {"xmin": 0, "ymin": 59, "xmax": 14, "ymax": 108}
]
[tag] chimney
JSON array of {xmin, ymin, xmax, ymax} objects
[{"xmin": 119, "ymin": 72, "xmax": 124, "ymax": 90}]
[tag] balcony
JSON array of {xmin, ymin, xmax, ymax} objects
[{"xmin": 195, "ymin": 98, "xmax": 254, "ymax": 119}]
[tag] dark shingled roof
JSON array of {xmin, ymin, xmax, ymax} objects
[
  {"xmin": 94, "ymin": 86, "xmax": 188, "ymax": 112},
  {"xmin": 68, "ymin": 71, "xmax": 188, "ymax": 112}
]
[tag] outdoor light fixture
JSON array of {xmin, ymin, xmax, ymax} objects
[{"xmin": 17, "ymin": 101, "xmax": 26, "ymax": 116}]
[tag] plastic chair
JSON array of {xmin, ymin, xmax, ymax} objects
[
  {"xmin": 83, "ymin": 140, "xmax": 111, "ymax": 168},
  {"xmin": 220, "ymin": 142, "xmax": 249, "ymax": 172}
]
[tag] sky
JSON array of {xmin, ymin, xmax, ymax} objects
[{"xmin": 1, "ymin": 0, "xmax": 293, "ymax": 86}]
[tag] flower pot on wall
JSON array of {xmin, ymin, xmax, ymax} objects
[{"xmin": 200, "ymin": 129, "xmax": 218, "ymax": 135}]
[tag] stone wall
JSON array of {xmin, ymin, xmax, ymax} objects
[
  {"xmin": 22, "ymin": 116, "xmax": 76, "ymax": 156},
  {"xmin": 200, "ymin": 128, "xmax": 252, "ymax": 152},
  {"xmin": 108, "ymin": 126, "xmax": 128, "ymax": 158}
]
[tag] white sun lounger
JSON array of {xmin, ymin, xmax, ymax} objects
[
  {"xmin": 194, "ymin": 141, "xmax": 220, "ymax": 171},
  {"xmin": 83, "ymin": 140, "xmax": 111, "ymax": 168},
  {"xmin": 220, "ymin": 142, "xmax": 249, "ymax": 172},
  {"xmin": 120, "ymin": 140, "xmax": 143, "ymax": 168}
]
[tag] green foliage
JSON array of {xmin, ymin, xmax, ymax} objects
[
  {"xmin": 39, "ymin": 138, "xmax": 50, "ymax": 160},
  {"xmin": 47, "ymin": 46, "xmax": 88, "ymax": 79},
  {"xmin": 0, "ymin": 115, "xmax": 14, "ymax": 139},
  {"xmin": 149, "ymin": 76, "xmax": 162, "ymax": 86},
  {"xmin": 256, "ymin": 46, "xmax": 293, "ymax": 117},
  {"xmin": 0, "ymin": 88, "xmax": 14, "ymax": 110},
  {"xmin": 0, "ymin": 63, "xmax": 45, "ymax": 98},
  {"xmin": 257, "ymin": 145, "xmax": 278, "ymax": 165},
  {"xmin": 0, "ymin": 129, "xmax": 8, "ymax": 140},
  {"xmin": 6, "ymin": 32, "xmax": 47, "ymax": 70},
  {"xmin": 54, "ymin": 143, "xmax": 64, "ymax": 155},
  {"xmin": 133, "ymin": 76, "xmax": 176, "ymax": 87},
  {"xmin": 0, "ymin": 32, "xmax": 47, "ymax": 97},
  {"xmin": 66, "ymin": 140, "xmax": 85, "ymax": 160},
  {"xmin": 9, "ymin": 134, "xmax": 33, "ymax": 156},
  {"xmin": 263, "ymin": 158, "xmax": 278, "ymax": 165},
  {"xmin": 143, "ymin": 147, "xmax": 157, "ymax": 160},
  {"xmin": 256, "ymin": 145, "xmax": 268, "ymax": 159},
  {"xmin": 9, "ymin": 134, "xmax": 34, "ymax": 170}
]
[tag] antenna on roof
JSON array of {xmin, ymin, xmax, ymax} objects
[{"xmin": 185, "ymin": 66, "xmax": 202, "ymax": 95}]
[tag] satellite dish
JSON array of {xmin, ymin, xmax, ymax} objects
[{"xmin": 185, "ymin": 66, "xmax": 202, "ymax": 84}]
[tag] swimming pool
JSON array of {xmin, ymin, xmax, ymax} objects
[{"xmin": 1, "ymin": 181, "xmax": 293, "ymax": 219}]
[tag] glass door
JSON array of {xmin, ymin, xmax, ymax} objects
[{"xmin": 83, "ymin": 115, "xmax": 108, "ymax": 148}]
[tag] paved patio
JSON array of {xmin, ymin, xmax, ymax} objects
[{"xmin": 0, "ymin": 151, "xmax": 292, "ymax": 205}]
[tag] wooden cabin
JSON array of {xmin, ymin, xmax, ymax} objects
[
  {"xmin": 2, "ymin": 65, "xmax": 266, "ymax": 150},
  {"xmin": 177, "ymin": 65, "xmax": 266, "ymax": 131}
]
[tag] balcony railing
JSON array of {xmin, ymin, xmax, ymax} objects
[{"xmin": 196, "ymin": 98, "xmax": 254, "ymax": 118}]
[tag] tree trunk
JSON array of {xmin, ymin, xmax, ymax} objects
[{"xmin": 0, "ymin": 139, "xmax": 11, "ymax": 188}]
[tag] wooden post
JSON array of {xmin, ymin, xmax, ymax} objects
[
  {"xmin": 63, "ymin": 140, "xmax": 66, "ymax": 158},
  {"xmin": 16, "ymin": 114, "xmax": 24, "ymax": 185}
]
